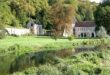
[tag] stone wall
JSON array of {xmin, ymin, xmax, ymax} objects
[{"xmin": 5, "ymin": 28, "xmax": 30, "ymax": 36}]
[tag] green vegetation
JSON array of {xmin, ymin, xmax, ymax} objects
[
  {"xmin": 0, "ymin": 36, "xmax": 110, "ymax": 75},
  {"xmin": 9, "ymin": 46, "xmax": 110, "ymax": 75},
  {"xmin": 0, "ymin": 0, "xmax": 96, "ymax": 29},
  {"xmin": 0, "ymin": 30, "xmax": 6, "ymax": 39},
  {"xmin": 76, "ymin": 0, "xmax": 96, "ymax": 21},
  {"xmin": 94, "ymin": 0, "xmax": 110, "ymax": 33},
  {"xmin": 0, "ymin": 36, "xmax": 108, "ymax": 49},
  {"xmin": 97, "ymin": 26, "xmax": 109, "ymax": 38},
  {"xmin": 0, "ymin": 36, "xmax": 72, "ymax": 49},
  {"xmin": 0, "ymin": 0, "xmax": 110, "ymax": 75}
]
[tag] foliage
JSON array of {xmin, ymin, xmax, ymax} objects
[
  {"xmin": 0, "ymin": 0, "xmax": 51, "ymax": 28},
  {"xmin": 0, "ymin": 36, "xmax": 109, "ymax": 75},
  {"xmin": 76, "ymin": 0, "xmax": 95, "ymax": 21},
  {"xmin": 0, "ymin": 2, "xmax": 13, "ymax": 28},
  {"xmin": 97, "ymin": 26, "xmax": 108, "ymax": 38},
  {"xmin": 50, "ymin": 0, "xmax": 75, "ymax": 38},
  {"xmin": 67, "ymin": 36, "xmax": 74, "ymax": 41},
  {"xmin": 36, "ymin": 64, "xmax": 62, "ymax": 75},
  {"xmin": 94, "ymin": 0, "xmax": 110, "ymax": 34},
  {"xmin": 12, "ymin": 65, "xmax": 63, "ymax": 75},
  {"xmin": 0, "ymin": 30, "xmax": 6, "ymax": 39},
  {"xmin": 10, "ymin": 49, "xmax": 110, "ymax": 75}
]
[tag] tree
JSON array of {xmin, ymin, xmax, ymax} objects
[
  {"xmin": 0, "ymin": 0, "xmax": 78, "ymax": 30},
  {"xmin": 9, "ymin": 0, "xmax": 36, "ymax": 27},
  {"xmin": 97, "ymin": 26, "xmax": 108, "ymax": 38},
  {"xmin": 94, "ymin": 0, "xmax": 110, "ymax": 34},
  {"xmin": 35, "ymin": 0, "xmax": 50, "ymax": 28},
  {"xmin": 0, "ymin": 2, "xmax": 14, "ymax": 28},
  {"xmin": 51, "ymin": 0, "xmax": 75, "ymax": 38},
  {"xmin": 0, "ymin": 15, "xmax": 4, "ymax": 29},
  {"xmin": 76, "ymin": 0, "xmax": 95, "ymax": 21}
]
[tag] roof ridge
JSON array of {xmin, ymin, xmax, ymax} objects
[{"xmin": 75, "ymin": 21, "xmax": 96, "ymax": 27}]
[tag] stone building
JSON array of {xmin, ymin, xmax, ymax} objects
[
  {"xmin": 27, "ymin": 21, "xmax": 44, "ymax": 35},
  {"xmin": 74, "ymin": 21, "xmax": 96, "ymax": 38}
]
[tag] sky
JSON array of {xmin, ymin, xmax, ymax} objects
[{"xmin": 90, "ymin": 0, "xmax": 102, "ymax": 3}]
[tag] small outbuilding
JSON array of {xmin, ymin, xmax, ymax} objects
[{"xmin": 27, "ymin": 21, "xmax": 44, "ymax": 35}]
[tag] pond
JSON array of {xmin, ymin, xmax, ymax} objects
[
  {"xmin": 0, "ymin": 45, "xmax": 108, "ymax": 75},
  {"xmin": 0, "ymin": 53, "xmax": 16, "ymax": 75},
  {"xmin": 0, "ymin": 48, "xmax": 73, "ymax": 75}
]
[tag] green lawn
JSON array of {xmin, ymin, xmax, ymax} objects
[
  {"xmin": 0, "ymin": 36, "xmax": 109, "ymax": 49},
  {"xmin": 0, "ymin": 36, "xmax": 69, "ymax": 49}
]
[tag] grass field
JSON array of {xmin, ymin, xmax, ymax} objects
[
  {"xmin": 0, "ymin": 36, "xmax": 71, "ymax": 49},
  {"xmin": 0, "ymin": 36, "xmax": 105, "ymax": 49}
]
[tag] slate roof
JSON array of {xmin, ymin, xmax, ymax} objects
[{"xmin": 75, "ymin": 21, "xmax": 96, "ymax": 27}]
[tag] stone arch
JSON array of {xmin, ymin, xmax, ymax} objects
[
  {"xmin": 91, "ymin": 33, "xmax": 94, "ymax": 37},
  {"xmin": 84, "ymin": 33, "xmax": 86, "ymax": 37},
  {"xmin": 81, "ymin": 33, "xmax": 83, "ymax": 37}
]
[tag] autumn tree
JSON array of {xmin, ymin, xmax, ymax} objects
[{"xmin": 51, "ymin": 0, "xmax": 75, "ymax": 38}]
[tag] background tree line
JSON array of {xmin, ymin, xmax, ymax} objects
[
  {"xmin": 0, "ymin": 0, "xmax": 110, "ymax": 34},
  {"xmin": 0, "ymin": 0, "xmax": 96, "ymax": 29}
]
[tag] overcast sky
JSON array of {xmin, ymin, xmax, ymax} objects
[{"xmin": 90, "ymin": 0, "xmax": 102, "ymax": 3}]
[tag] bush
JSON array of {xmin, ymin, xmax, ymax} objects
[
  {"xmin": 68, "ymin": 36, "xmax": 74, "ymax": 41},
  {"xmin": 12, "ymin": 64, "xmax": 63, "ymax": 75},
  {"xmin": 36, "ymin": 64, "xmax": 62, "ymax": 75},
  {"xmin": 94, "ymin": 67, "xmax": 102, "ymax": 74},
  {"xmin": 55, "ymin": 49, "xmax": 73, "ymax": 58},
  {"xmin": 97, "ymin": 26, "xmax": 108, "ymax": 38},
  {"xmin": 12, "ymin": 67, "xmax": 37, "ymax": 75},
  {"xmin": 0, "ymin": 30, "xmax": 6, "ymax": 39},
  {"xmin": 11, "ymin": 34, "xmax": 20, "ymax": 37}
]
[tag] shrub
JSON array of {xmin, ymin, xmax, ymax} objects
[
  {"xmin": 55, "ymin": 49, "xmax": 73, "ymax": 58},
  {"xmin": 11, "ymin": 34, "xmax": 20, "ymax": 37},
  {"xmin": 95, "ymin": 44, "xmax": 108, "ymax": 51},
  {"xmin": 12, "ymin": 67, "xmax": 37, "ymax": 75},
  {"xmin": 82, "ymin": 41, "xmax": 88, "ymax": 46},
  {"xmin": 68, "ymin": 36, "xmax": 74, "ymax": 41},
  {"xmin": 36, "ymin": 64, "xmax": 62, "ymax": 75},
  {"xmin": 94, "ymin": 67, "xmax": 102, "ymax": 75},
  {"xmin": 0, "ymin": 30, "xmax": 6, "ymax": 39},
  {"xmin": 97, "ymin": 26, "xmax": 108, "ymax": 38},
  {"xmin": 12, "ymin": 64, "xmax": 62, "ymax": 75}
]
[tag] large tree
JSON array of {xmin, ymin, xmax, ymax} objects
[
  {"xmin": 0, "ymin": 1, "xmax": 13, "ymax": 28},
  {"xmin": 51, "ymin": 0, "xmax": 75, "ymax": 37},
  {"xmin": 9, "ymin": 0, "xmax": 36, "ymax": 27},
  {"xmin": 34, "ymin": 0, "xmax": 50, "ymax": 28},
  {"xmin": 76, "ymin": 0, "xmax": 95, "ymax": 22},
  {"xmin": 94, "ymin": 0, "xmax": 110, "ymax": 34}
]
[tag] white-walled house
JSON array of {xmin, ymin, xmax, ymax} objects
[{"xmin": 74, "ymin": 21, "xmax": 96, "ymax": 38}]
